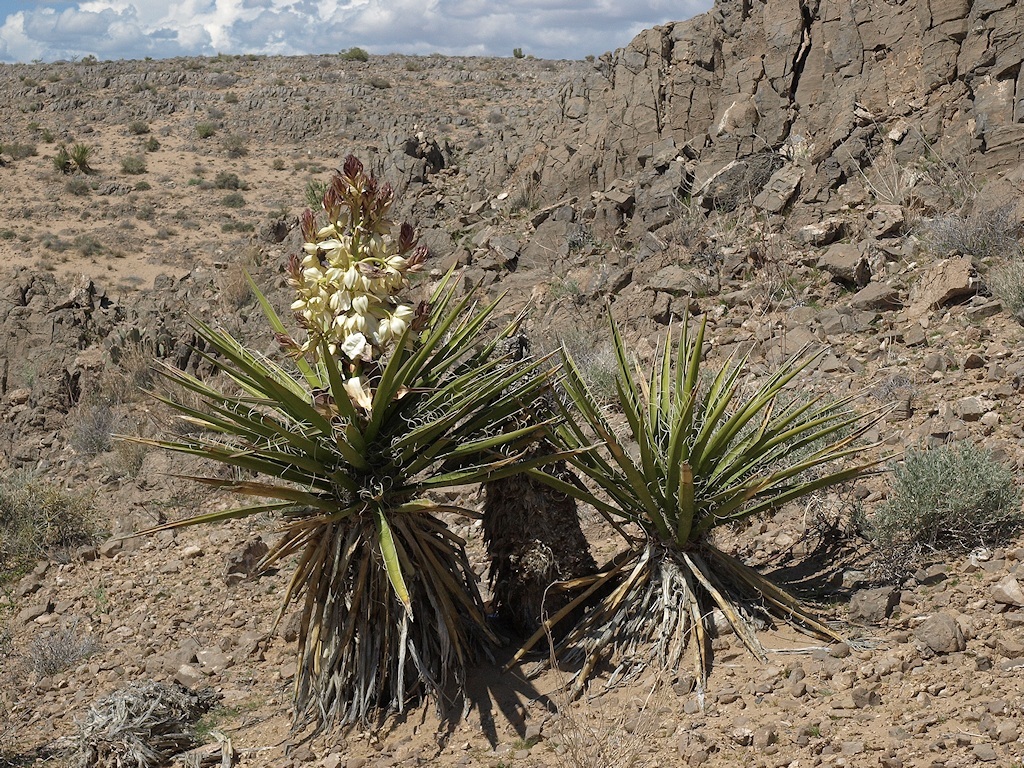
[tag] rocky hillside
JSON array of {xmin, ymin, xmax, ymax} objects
[{"xmin": 3, "ymin": 1, "xmax": 1024, "ymax": 766}]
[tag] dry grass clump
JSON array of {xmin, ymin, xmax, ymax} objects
[
  {"xmin": 70, "ymin": 402, "xmax": 116, "ymax": 456},
  {"xmin": 924, "ymin": 203, "xmax": 1020, "ymax": 261},
  {"xmin": 0, "ymin": 473, "xmax": 96, "ymax": 581},
  {"xmin": 28, "ymin": 619, "xmax": 100, "ymax": 676},
  {"xmin": 76, "ymin": 681, "xmax": 217, "ymax": 768}
]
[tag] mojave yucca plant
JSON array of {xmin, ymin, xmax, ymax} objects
[
  {"xmin": 134, "ymin": 156, "xmax": 560, "ymax": 731},
  {"xmin": 516, "ymin": 311, "xmax": 887, "ymax": 702}
]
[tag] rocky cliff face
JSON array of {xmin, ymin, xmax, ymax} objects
[{"xmin": 537, "ymin": 0, "xmax": 1024, "ymax": 233}]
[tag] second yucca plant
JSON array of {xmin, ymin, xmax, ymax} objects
[
  {"xmin": 519, "ymin": 311, "xmax": 886, "ymax": 702},
  {"xmin": 138, "ymin": 156, "xmax": 559, "ymax": 730}
]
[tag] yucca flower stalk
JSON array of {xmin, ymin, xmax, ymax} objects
[
  {"xmin": 516, "ymin": 310, "xmax": 888, "ymax": 703},
  {"xmin": 134, "ymin": 156, "xmax": 561, "ymax": 731}
]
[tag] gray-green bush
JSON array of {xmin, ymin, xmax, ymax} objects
[
  {"xmin": 0, "ymin": 473, "xmax": 96, "ymax": 580},
  {"xmin": 869, "ymin": 443, "xmax": 1023, "ymax": 569},
  {"xmin": 924, "ymin": 203, "xmax": 1020, "ymax": 262}
]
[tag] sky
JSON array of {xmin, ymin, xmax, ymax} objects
[{"xmin": 0, "ymin": 0, "xmax": 713, "ymax": 64}]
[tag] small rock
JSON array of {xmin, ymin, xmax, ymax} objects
[
  {"xmin": 973, "ymin": 743, "xmax": 998, "ymax": 762},
  {"xmin": 225, "ymin": 537, "xmax": 270, "ymax": 585},
  {"xmin": 829, "ymin": 642, "xmax": 851, "ymax": 658},
  {"xmin": 850, "ymin": 282, "xmax": 901, "ymax": 311},
  {"xmin": 851, "ymin": 686, "xmax": 882, "ymax": 708},
  {"xmin": 17, "ymin": 601, "xmax": 52, "ymax": 625},
  {"xmin": 98, "ymin": 538, "xmax": 123, "ymax": 558},
  {"xmin": 915, "ymin": 612, "xmax": 966, "ymax": 655},
  {"xmin": 991, "ymin": 576, "xmax": 1024, "ymax": 607},
  {"xmin": 849, "ymin": 587, "xmax": 900, "ymax": 624},
  {"xmin": 174, "ymin": 663, "xmax": 203, "ymax": 688}
]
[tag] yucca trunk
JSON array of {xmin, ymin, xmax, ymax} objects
[{"xmin": 483, "ymin": 458, "xmax": 596, "ymax": 637}]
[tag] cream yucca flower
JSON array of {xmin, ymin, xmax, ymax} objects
[{"xmin": 288, "ymin": 157, "xmax": 427, "ymax": 363}]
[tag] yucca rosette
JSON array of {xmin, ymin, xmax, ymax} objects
[{"xmin": 132, "ymin": 155, "xmax": 562, "ymax": 731}]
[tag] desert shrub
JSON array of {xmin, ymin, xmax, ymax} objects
[
  {"xmin": 29, "ymin": 620, "xmax": 100, "ymax": 676},
  {"xmin": 271, "ymin": 158, "xmax": 286, "ymax": 171},
  {"xmin": 221, "ymin": 220, "xmax": 254, "ymax": 233},
  {"xmin": 120, "ymin": 155, "xmax": 147, "ymax": 175},
  {"xmin": 134, "ymin": 180, "xmax": 152, "ymax": 192},
  {"xmin": 66, "ymin": 177, "xmax": 91, "ymax": 196},
  {"xmin": 0, "ymin": 473, "xmax": 96, "ymax": 579},
  {"xmin": 5, "ymin": 142, "xmax": 37, "ymax": 160},
  {"xmin": 924, "ymin": 203, "xmax": 1021, "ymax": 261},
  {"xmin": 221, "ymin": 191, "xmax": 245, "ymax": 208},
  {"xmin": 340, "ymin": 46, "xmax": 369, "ymax": 62},
  {"xmin": 70, "ymin": 401, "xmax": 116, "ymax": 454},
  {"xmin": 513, "ymin": 47, "xmax": 525, "ymax": 59},
  {"xmin": 218, "ymin": 263, "xmax": 253, "ymax": 308},
  {"xmin": 77, "ymin": 682, "xmax": 217, "ymax": 768},
  {"xmin": 990, "ymin": 257, "xmax": 1024, "ymax": 319},
  {"xmin": 555, "ymin": 327, "xmax": 619, "ymax": 404},
  {"xmin": 214, "ymin": 171, "xmax": 245, "ymax": 190},
  {"xmin": 195, "ymin": 121, "xmax": 217, "ymax": 139},
  {"xmin": 869, "ymin": 442, "xmax": 1023, "ymax": 566},
  {"xmin": 144, "ymin": 136, "xmax": 160, "ymax": 152},
  {"xmin": 366, "ymin": 75, "xmax": 391, "ymax": 89},
  {"xmin": 224, "ymin": 91, "xmax": 239, "ymax": 104},
  {"xmin": 75, "ymin": 234, "xmax": 104, "ymax": 257},
  {"xmin": 127, "ymin": 120, "xmax": 149, "ymax": 135},
  {"xmin": 222, "ymin": 133, "xmax": 248, "ymax": 158}
]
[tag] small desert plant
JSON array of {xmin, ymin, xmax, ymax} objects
[
  {"xmin": 75, "ymin": 234, "xmax": 104, "ymax": 257},
  {"xmin": 221, "ymin": 191, "xmax": 245, "ymax": 208},
  {"xmin": 214, "ymin": 171, "xmax": 245, "ymax": 190},
  {"xmin": 340, "ymin": 46, "xmax": 369, "ymax": 62},
  {"xmin": 304, "ymin": 178, "xmax": 329, "ymax": 209},
  {"xmin": 127, "ymin": 120, "xmax": 149, "ymax": 135},
  {"xmin": 71, "ymin": 401, "xmax": 116, "ymax": 454},
  {"xmin": 195, "ymin": 121, "xmax": 217, "ymax": 139},
  {"xmin": 868, "ymin": 442, "xmax": 1023, "ymax": 564},
  {"xmin": 69, "ymin": 143, "xmax": 94, "ymax": 173},
  {"xmin": 224, "ymin": 91, "xmax": 239, "ymax": 104},
  {"xmin": 134, "ymin": 180, "xmax": 152, "ymax": 192},
  {"xmin": 924, "ymin": 203, "xmax": 1021, "ymax": 261},
  {"xmin": 133, "ymin": 155, "xmax": 559, "ymax": 730},
  {"xmin": 120, "ymin": 155, "xmax": 147, "ymax": 175},
  {"xmin": 556, "ymin": 327, "xmax": 619, "ymax": 405},
  {"xmin": 66, "ymin": 177, "xmax": 91, "ymax": 196},
  {"xmin": 513, "ymin": 47, "xmax": 525, "ymax": 59},
  {"xmin": 144, "ymin": 136, "xmax": 160, "ymax": 152},
  {"xmin": 0, "ymin": 473, "xmax": 95, "ymax": 579},
  {"xmin": 5, "ymin": 142, "xmax": 37, "ymax": 160},
  {"xmin": 520, "ymin": 313, "xmax": 886, "ymax": 700},
  {"xmin": 366, "ymin": 75, "xmax": 391, "ymax": 89},
  {"xmin": 53, "ymin": 144, "xmax": 73, "ymax": 173},
  {"xmin": 222, "ymin": 133, "xmax": 248, "ymax": 158},
  {"xmin": 990, "ymin": 256, "xmax": 1024, "ymax": 320},
  {"xmin": 28, "ymin": 619, "xmax": 100, "ymax": 676}
]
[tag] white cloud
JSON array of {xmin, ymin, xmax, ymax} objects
[{"xmin": 0, "ymin": 0, "xmax": 712, "ymax": 63}]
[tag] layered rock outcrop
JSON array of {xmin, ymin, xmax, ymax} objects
[{"xmin": 537, "ymin": 0, "xmax": 1024, "ymax": 231}]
